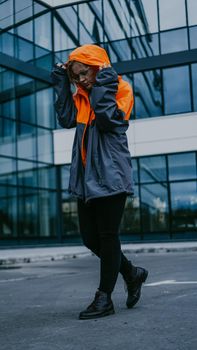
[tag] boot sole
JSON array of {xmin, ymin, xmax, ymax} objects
[{"xmin": 79, "ymin": 308, "xmax": 115, "ymax": 320}]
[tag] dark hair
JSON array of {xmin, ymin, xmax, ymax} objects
[{"xmin": 66, "ymin": 60, "xmax": 76, "ymax": 83}]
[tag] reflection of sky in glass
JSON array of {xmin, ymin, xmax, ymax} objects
[
  {"xmin": 61, "ymin": 165, "xmax": 71, "ymax": 190},
  {"xmin": 160, "ymin": 28, "xmax": 188, "ymax": 54},
  {"xmin": 187, "ymin": 0, "xmax": 197, "ymax": 26},
  {"xmin": 141, "ymin": 184, "xmax": 168, "ymax": 211},
  {"xmin": 141, "ymin": 0, "xmax": 158, "ymax": 33},
  {"xmin": 140, "ymin": 156, "xmax": 166, "ymax": 183},
  {"xmin": 134, "ymin": 70, "xmax": 162, "ymax": 118},
  {"xmin": 0, "ymin": 158, "xmax": 16, "ymax": 185},
  {"xmin": 192, "ymin": 64, "xmax": 197, "ymax": 111},
  {"xmin": 163, "ymin": 66, "xmax": 191, "ymax": 114},
  {"xmin": 168, "ymin": 153, "xmax": 196, "ymax": 180},
  {"xmin": 159, "ymin": 0, "xmax": 186, "ymax": 30},
  {"xmin": 171, "ymin": 182, "xmax": 197, "ymax": 210}
]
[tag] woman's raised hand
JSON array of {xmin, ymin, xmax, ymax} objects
[
  {"xmin": 99, "ymin": 62, "xmax": 111, "ymax": 70},
  {"xmin": 56, "ymin": 62, "xmax": 67, "ymax": 70}
]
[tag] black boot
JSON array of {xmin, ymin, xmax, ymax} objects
[
  {"xmin": 123, "ymin": 263, "xmax": 148, "ymax": 309},
  {"xmin": 79, "ymin": 290, "xmax": 115, "ymax": 320}
]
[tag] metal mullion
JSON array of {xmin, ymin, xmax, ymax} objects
[
  {"xmin": 185, "ymin": 0, "xmax": 190, "ymax": 49},
  {"xmin": 189, "ymin": 63, "xmax": 194, "ymax": 112},
  {"xmin": 51, "ymin": 9, "xmax": 55, "ymax": 65},
  {"xmin": 32, "ymin": 2, "xmax": 39, "ymax": 239},
  {"xmin": 156, "ymin": 0, "xmax": 161, "ymax": 54},
  {"xmin": 13, "ymin": 0, "xmax": 20, "ymax": 242},
  {"xmin": 137, "ymin": 157, "xmax": 144, "ymax": 240},
  {"xmin": 165, "ymin": 154, "xmax": 172, "ymax": 239},
  {"xmin": 56, "ymin": 165, "xmax": 63, "ymax": 242}
]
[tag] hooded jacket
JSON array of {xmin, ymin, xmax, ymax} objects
[{"xmin": 51, "ymin": 44, "xmax": 134, "ymax": 202}]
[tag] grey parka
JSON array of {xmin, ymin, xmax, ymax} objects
[{"xmin": 51, "ymin": 65, "xmax": 134, "ymax": 203}]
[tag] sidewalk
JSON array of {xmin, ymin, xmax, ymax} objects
[{"xmin": 0, "ymin": 241, "xmax": 197, "ymax": 265}]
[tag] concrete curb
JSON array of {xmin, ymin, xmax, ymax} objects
[
  {"xmin": 0, "ymin": 252, "xmax": 92, "ymax": 266},
  {"xmin": 0, "ymin": 242, "xmax": 197, "ymax": 265}
]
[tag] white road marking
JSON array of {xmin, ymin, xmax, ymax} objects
[
  {"xmin": 146, "ymin": 280, "xmax": 197, "ymax": 286},
  {"xmin": 0, "ymin": 277, "xmax": 26, "ymax": 283}
]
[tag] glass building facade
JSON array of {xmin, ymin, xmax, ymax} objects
[{"xmin": 0, "ymin": 0, "xmax": 197, "ymax": 245}]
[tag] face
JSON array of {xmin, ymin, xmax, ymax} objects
[{"xmin": 71, "ymin": 62, "xmax": 97, "ymax": 91}]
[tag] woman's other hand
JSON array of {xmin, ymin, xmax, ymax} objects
[
  {"xmin": 99, "ymin": 63, "xmax": 111, "ymax": 70},
  {"xmin": 56, "ymin": 63, "xmax": 67, "ymax": 70}
]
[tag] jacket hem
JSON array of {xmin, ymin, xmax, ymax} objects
[{"xmin": 84, "ymin": 189, "xmax": 134, "ymax": 203}]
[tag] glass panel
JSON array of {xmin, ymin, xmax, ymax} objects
[
  {"xmin": 37, "ymin": 128, "xmax": 53, "ymax": 163},
  {"xmin": 53, "ymin": 17, "xmax": 76, "ymax": 52},
  {"xmin": 1, "ymin": 68, "xmax": 15, "ymax": 91},
  {"xmin": 18, "ymin": 93, "xmax": 36, "ymax": 124},
  {"xmin": 132, "ymin": 33, "xmax": 159, "ymax": 59},
  {"xmin": 168, "ymin": 153, "xmax": 196, "ymax": 180},
  {"xmin": 57, "ymin": 6, "xmax": 78, "ymax": 39},
  {"xmin": 17, "ymin": 123, "xmax": 37, "ymax": 160},
  {"xmin": 163, "ymin": 66, "xmax": 191, "ymax": 114},
  {"xmin": 16, "ymin": 37, "xmax": 34, "ymax": 62},
  {"xmin": 140, "ymin": 0, "xmax": 159, "ymax": 33},
  {"xmin": 130, "ymin": 0, "xmax": 156, "ymax": 37},
  {"xmin": 189, "ymin": 26, "xmax": 197, "ymax": 49},
  {"xmin": 106, "ymin": 39, "xmax": 132, "ymax": 63},
  {"xmin": 34, "ymin": 13, "xmax": 52, "ymax": 50},
  {"xmin": 16, "ymin": 20, "xmax": 33, "ymax": 41},
  {"xmin": 192, "ymin": 63, "xmax": 197, "ymax": 111},
  {"xmin": 62, "ymin": 194, "xmax": 79, "ymax": 237},
  {"xmin": 15, "ymin": 73, "xmax": 32, "ymax": 87},
  {"xmin": 120, "ymin": 186, "xmax": 141, "ymax": 234},
  {"xmin": 54, "ymin": 48, "xmax": 74, "ymax": 66},
  {"xmin": 104, "ymin": 0, "xmax": 131, "ymax": 41},
  {"xmin": 0, "ymin": 32, "xmax": 14, "ymax": 56},
  {"xmin": 170, "ymin": 181, "xmax": 197, "ymax": 231},
  {"xmin": 61, "ymin": 165, "xmax": 71, "ymax": 190},
  {"xmin": 18, "ymin": 187, "xmax": 38, "ymax": 237},
  {"xmin": 134, "ymin": 70, "xmax": 162, "ymax": 118},
  {"xmin": 132, "ymin": 158, "xmax": 138, "ymax": 184},
  {"xmin": 0, "ymin": 0, "xmax": 13, "ymax": 29},
  {"xmin": 139, "ymin": 156, "xmax": 167, "ymax": 183},
  {"xmin": 141, "ymin": 183, "xmax": 169, "ymax": 232},
  {"xmin": 17, "ymin": 160, "xmax": 38, "ymax": 187},
  {"xmin": 160, "ymin": 28, "xmax": 188, "ymax": 54},
  {"xmin": 0, "ymin": 185, "xmax": 17, "ymax": 238},
  {"xmin": 0, "ymin": 117, "xmax": 16, "ymax": 157},
  {"xmin": 36, "ymin": 88, "xmax": 54, "ymax": 128},
  {"xmin": 130, "ymin": 0, "xmax": 158, "ymax": 37},
  {"xmin": 38, "ymin": 190, "xmax": 56, "ymax": 237},
  {"xmin": 34, "ymin": 2, "xmax": 46, "ymax": 15},
  {"xmin": 15, "ymin": 0, "xmax": 32, "ymax": 23},
  {"xmin": 38, "ymin": 165, "xmax": 56, "ymax": 189},
  {"xmin": 187, "ymin": 0, "xmax": 197, "ymax": 26},
  {"xmin": 0, "ymin": 157, "xmax": 16, "ymax": 185},
  {"xmin": 159, "ymin": 0, "xmax": 186, "ymax": 30},
  {"xmin": 1, "ymin": 100, "xmax": 16, "ymax": 120},
  {"xmin": 35, "ymin": 46, "xmax": 52, "ymax": 71},
  {"xmin": 79, "ymin": 1, "xmax": 103, "ymax": 44}
]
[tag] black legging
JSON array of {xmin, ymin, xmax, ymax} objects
[{"xmin": 77, "ymin": 193, "xmax": 133, "ymax": 294}]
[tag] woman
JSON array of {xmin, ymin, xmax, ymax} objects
[{"xmin": 51, "ymin": 44, "xmax": 148, "ymax": 320}]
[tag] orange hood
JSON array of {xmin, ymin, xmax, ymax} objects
[
  {"xmin": 67, "ymin": 44, "xmax": 110, "ymax": 67},
  {"xmin": 66, "ymin": 44, "xmax": 134, "ymax": 166}
]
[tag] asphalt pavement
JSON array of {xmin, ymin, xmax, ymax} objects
[{"xmin": 0, "ymin": 251, "xmax": 197, "ymax": 350}]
